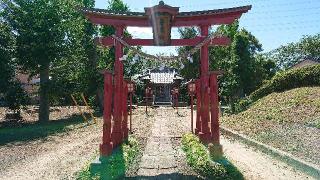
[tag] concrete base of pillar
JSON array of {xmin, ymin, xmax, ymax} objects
[{"xmin": 208, "ymin": 143, "xmax": 223, "ymax": 160}]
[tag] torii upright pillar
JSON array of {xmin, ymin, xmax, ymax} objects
[
  {"xmin": 112, "ymin": 25, "xmax": 125, "ymax": 147},
  {"xmin": 198, "ymin": 25, "xmax": 212, "ymax": 143}
]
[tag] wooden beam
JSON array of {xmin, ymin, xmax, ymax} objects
[{"xmin": 95, "ymin": 36, "xmax": 231, "ymax": 47}]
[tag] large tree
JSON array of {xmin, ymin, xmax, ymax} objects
[
  {"xmin": 268, "ymin": 33, "xmax": 320, "ymax": 70},
  {"xmin": 177, "ymin": 22, "xmax": 275, "ymax": 109},
  {"xmin": 2, "ymin": 0, "xmax": 87, "ymax": 122},
  {"xmin": 0, "ymin": 21, "xmax": 15, "ymax": 90},
  {"xmin": 49, "ymin": 0, "xmax": 98, "ymax": 105},
  {"xmin": 0, "ymin": 17, "xmax": 29, "ymax": 114}
]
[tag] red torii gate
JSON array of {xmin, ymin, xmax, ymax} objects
[{"xmin": 83, "ymin": 1, "xmax": 251, "ymax": 157}]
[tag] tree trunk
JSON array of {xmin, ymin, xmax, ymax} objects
[{"xmin": 39, "ymin": 63, "xmax": 50, "ymax": 123}]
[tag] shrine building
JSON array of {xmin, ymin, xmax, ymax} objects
[{"xmin": 139, "ymin": 67, "xmax": 183, "ymax": 105}]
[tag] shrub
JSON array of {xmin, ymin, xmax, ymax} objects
[
  {"xmin": 235, "ymin": 65, "xmax": 320, "ymax": 113},
  {"xmin": 3, "ymin": 80, "xmax": 29, "ymax": 115},
  {"xmin": 251, "ymin": 65, "xmax": 320, "ymax": 101},
  {"xmin": 181, "ymin": 133, "xmax": 243, "ymax": 179},
  {"xmin": 77, "ymin": 136, "xmax": 139, "ymax": 180}
]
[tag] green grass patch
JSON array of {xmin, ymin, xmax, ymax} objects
[
  {"xmin": 182, "ymin": 133, "xmax": 243, "ymax": 180},
  {"xmin": 77, "ymin": 136, "xmax": 139, "ymax": 180},
  {"xmin": 0, "ymin": 114, "xmax": 87, "ymax": 145}
]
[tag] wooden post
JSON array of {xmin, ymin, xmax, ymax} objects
[
  {"xmin": 112, "ymin": 25, "xmax": 124, "ymax": 147},
  {"xmin": 81, "ymin": 93, "xmax": 97, "ymax": 123},
  {"xmin": 129, "ymin": 92, "xmax": 133, "ymax": 133},
  {"xmin": 209, "ymin": 73, "xmax": 223, "ymax": 158},
  {"xmin": 198, "ymin": 25, "xmax": 211, "ymax": 143},
  {"xmin": 100, "ymin": 72, "xmax": 113, "ymax": 156},
  {"xmin": 71, "ymin": 94, "xmax": 88, "ymax": 122},
  {"xmin": 190, "ymin": 94, "xmax": 194, "ymax": 133},
  {"xmin": 195, "ymin": 80, "xmax": 201, "ymax": 135},
  {"xmin": 122, "ymin": 81, "xmax": 129, "ymax": 140}
]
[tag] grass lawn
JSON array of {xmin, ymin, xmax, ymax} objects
[{"xmin": 221, "ymin": 87, "xmax": 320, "ymax": 165}]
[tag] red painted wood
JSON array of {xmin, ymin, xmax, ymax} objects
[
  {"xmin": 122, "ymin": 81, "xmax": 129, "ymax": 140},
  {"xmin": 190, "ymin": 94, "xmax": 194, "ymax": 133},
  {"xmin": 195, "ymin": 80, "xmax": 201, "ymax": 135},
  {"xmin": 86, "ymin": 11, "xmax": 244, "ymax": 27},
  {"xmin": 129, "ymin": 92, "xmax": 133, "ymax": 133},
  {"xmin": 112, "ymin": 26, "xmax": 124, "ymax": 147},
  {"xmin": 95, "ymin": 36, "xmax": 231, "ymax": 47},
  {"xmin": 100, "ymin": 72, "xmax": 113, "ymax": 156},
  {"xmin": 198, "ymin": 25, "xmax": 212, "ymax": 143},
  {"xmin": 210, "ymin": 74, "xmax": 220, "ymax": 144}
]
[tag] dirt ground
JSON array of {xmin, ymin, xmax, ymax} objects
[{"xmin": 0, "ymin": 106, "xmax": 316, "ymax": 179}]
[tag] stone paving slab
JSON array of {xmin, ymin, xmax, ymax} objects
[{"xmin": 137, "ymin": 114, "xmax": 178, "ymax": 177}]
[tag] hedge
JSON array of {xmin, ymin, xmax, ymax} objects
[
  {"xmin": 77, "ymin": 136, "xmax": 139, "ymax": 180},
  {"xmin": 235, "ymin": 64, "xmax": 320, "ymax": 112},
  {"xmin": 181, "ymin": 133, "xmax": 243, "ymax": 179}
]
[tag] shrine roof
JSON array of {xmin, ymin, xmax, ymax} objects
[{"xmin": 139, "ymin": 67, "xmax": 183, "ymax": 84}]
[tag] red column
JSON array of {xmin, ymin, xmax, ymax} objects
[
  {"xmin": 129, "ymin": 92, "xmax": 133, "ymax": 133},
  {"xmin": 100, "ymin": 72, "xmax": 113, "ymax": 156},
  {"xmin": 112, "ymin": 25, "xmax": 124, "ymax": 147},
  {"xmin": 122, "ymin": 81, "xmax": 129, "ymax": 140},
  {"xmin": 190, "ymin": 94, "xmax": 194, "ymax": 133},
  {"xmin": 209, "ymin": 73, "xmax": 223, "ymax": 158},
  {"xmin": 195, "ymin": 80, "xmax": 201, "ymax": 135},
  {"xmin": 199, "ymin": 25, "xmax": 211, "ymax": 143},
  {"xmin": 210, "ymin": 74, "xmax": 220, "ymax": 144}
]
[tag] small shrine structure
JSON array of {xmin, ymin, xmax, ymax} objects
[{"xmin": 139, "ymin": 67, "xmax": 183, "ymax": 105}]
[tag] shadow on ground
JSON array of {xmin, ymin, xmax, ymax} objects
[
  {"xmin": 125, "ymin": 173, "xmax": 201, "ymax": 180},
  {"xmin": 0, "ymin": 114, "xmax": 89, "ymax": 145}
]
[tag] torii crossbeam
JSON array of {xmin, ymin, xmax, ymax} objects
[{"xmin": 83, "ymin": 1, "xmax": 251, "ymax": 158}]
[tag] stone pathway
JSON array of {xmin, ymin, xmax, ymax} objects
[{"xmin": 137, "ymin": 109, "xmax": 178, "ymax": 176}]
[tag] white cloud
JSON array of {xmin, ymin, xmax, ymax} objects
[
  {"xmin": 126, "ymin": 27, "xmax": 180, "ymax": 55},
  {"xmin": 127, "ymin": 27, "xmax": 153, "ymax": 38}
]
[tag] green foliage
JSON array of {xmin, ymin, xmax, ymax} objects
[
  {"xmin": 234, "ymin": 65, "xmax": 320, "ymax": 113},
  {"xmin": 0, "ymin": 16, "xmax": 29, "ymax": 113},
  {"xmin": 181, "ymin": 133, "xmax": 243, "ymax": 179},
  {"xmin": 268, "ymin": 33, "xmax": 320, "ymax": 70},
  {"xmin": 0, "ymin": 21, "xmax": 15, "ymax": 87},
  {"xmin": 3, "ymin": 81, "xmax": 29, "ymax": 113},
  {"xmin": 77, "ymin": 136, "xmax": 139, "ymax": 180},
  {"xmin": 251, "ymin": 64, "xmax": 320, "ymax": 102},
  {"xmin": 177, "ymin": 22, "xmax": 275, "ymax": 109},
  {"xmin": 2, "ymin": 0, "xmax": 93, "ymax": 121},
  {"xmin": 2, "ymin": 0, "xmax": 71, "ymax": 70}
]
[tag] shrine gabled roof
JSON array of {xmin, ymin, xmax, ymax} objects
[
  {"xmin": 139, "ymin": 67, "xmax": 183, "ymax": 84},
  {"xmin": 82, "ymin": 5, "xmax": 251, "ymax": 27}
]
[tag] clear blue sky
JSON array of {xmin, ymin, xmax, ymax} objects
[{"xmin": 95, "ymin": 0, "xmax": 320, "ymax": 55}]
